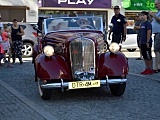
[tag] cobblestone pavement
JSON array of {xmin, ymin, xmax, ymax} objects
[
  {"xmin": 0, "ymin": 83, "xmax": 46, "ymax": 120},
  {"xmin": 0, "ymin": 54, "xmax": 160, "ymax": 120},
  {"xmin": 0, "ymin": 58, "xmax": 58, "ymax": 120}
]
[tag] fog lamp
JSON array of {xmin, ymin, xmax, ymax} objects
[
  {"xmin": 43, "ymin": 45, "xmax": 54, "ymax": 57},
  {"xmin": 109, "ymin": 42, "xmax": 120, "ymax": 53}
]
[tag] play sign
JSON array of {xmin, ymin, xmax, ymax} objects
[
  {"xmin": 58, "ymin": 0, "xmax": 94, "ymax": 5},
  {"xmin": 42, "ymin": 0, "xmax": 111, "ymax": 8}
]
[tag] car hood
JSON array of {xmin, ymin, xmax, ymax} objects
[{"xmin": 44, "ymin": 30, "xmax": 103, "ymax": 43}]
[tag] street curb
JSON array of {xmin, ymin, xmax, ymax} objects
[{"xmin": 0, "ymin": 80, "xmax": 59, "ymax": 120}]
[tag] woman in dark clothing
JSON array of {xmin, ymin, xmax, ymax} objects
[{"xmin": 11, "ymin": 19, "xmax": 24, "ymax": 64}]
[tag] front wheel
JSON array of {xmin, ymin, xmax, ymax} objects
[
  {"xmin": 109, "ymin": 82, "xmax": 126, "ymax": 96},
  {"xmin": 38, "ymin": 80, "xmax": 52, "ymax": 100}
]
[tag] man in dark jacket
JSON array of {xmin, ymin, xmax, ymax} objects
[{"xmin": 108, "ymin": 5, "xmax": 127, "ymax": 44}]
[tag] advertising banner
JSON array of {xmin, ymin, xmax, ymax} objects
[
  {"xmin": 122, "ymin": 0, "xmax": 156, "ymax": 11},
  {"xmin": 42, "ymin": 0, "xmax": 111, "ymax": 8}
]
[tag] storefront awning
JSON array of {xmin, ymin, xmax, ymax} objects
[{"xmin": 0, "ymin": 0, "xmax": 37, "ymax": 10}]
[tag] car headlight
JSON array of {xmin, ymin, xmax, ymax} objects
[
  {"xmin": 109, "ymin": 42, "xmax": 120, "ymax": 53},
  {"xmin": 43, "ymin": 45, "xmax": 54, "ymax": 57}
]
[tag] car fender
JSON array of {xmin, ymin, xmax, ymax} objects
[
  {"xmin": 32, "ymin": 43, "xmax": 39, "ymax": 63},
  {"xmin": 97, "ymin": 52, "xmax": 129, "ymax": 78},
  {"xmin": 35, "ymin": 54, "xmax": 72, "ymax": 80}
]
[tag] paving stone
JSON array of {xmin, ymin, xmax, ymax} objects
[{"xmin": 0, "ymin": 84, "xmax": 46, "ymax": 120}]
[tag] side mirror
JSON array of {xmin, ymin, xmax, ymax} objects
[
  {"xmin": 33, "ymin": 25, "xmax": 38, "ymax": 30},
  {"xmin": 33, "ymin": 25, "xmax": 42, "ymax": 33}
]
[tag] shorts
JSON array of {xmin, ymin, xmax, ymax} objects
[
  {"xmin": 1, "ymin": 40, "xmax": 10, "ymax": 53},
  {"xmin": 141, "ymin": 44, "xmax": 152, "ymax": 60},
  {"xmin": 154, "ymin": 33, "xmax": 160, "ymax": 52},
  {"xmin": 112, "ymin": 33, "xmax": 122, "ymax": 44}
]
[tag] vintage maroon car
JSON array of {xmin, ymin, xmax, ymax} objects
[{"xmin": 33, "ymin": 16, "xmax": 129, "ymax": 100}]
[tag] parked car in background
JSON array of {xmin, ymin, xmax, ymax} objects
[
  {"xmin": 21, "ymin": 23, "xmax": 37, "ymax": 57},
  {"xmin": 107, "ymin": 26, "xmax": 154, "ymax": 52},
  {"xmin": 3, "ymin": 22, "xmax": 37, "ymax": 57},
  {"xmin": 107, "ymin": 26, "xmax": 138, "ymax": 52},
  {"xmin": 33, "ymin": 16, "xmax": 129, "ymax": 100},
  {"xmin": 122, "ymin": 26, "xmax": 138, "ymax": 52}
]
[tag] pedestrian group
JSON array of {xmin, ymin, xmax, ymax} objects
[
  {"xmin": 0, "ymin": 18, "xmax": 24, "ymax": 68},
  {"xmin": 108, "ymin": 0, "xmax": 160, "ymax": 75}
]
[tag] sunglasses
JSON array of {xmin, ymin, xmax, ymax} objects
[{"xmin": 79, "ymin": 21, "xmax": 86, "ymax": 24}]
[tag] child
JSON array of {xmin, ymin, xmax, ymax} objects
[
  {"xmin": 1, "ymin": 24, "xmax": 12, "ymax": 67},
  {"xmin": 0, "ymin": 35, "xmax": 4, "ymax": 66},
  {"xmin": 140, "ymin": 11, "xmax": 154, "ymax": 74}
]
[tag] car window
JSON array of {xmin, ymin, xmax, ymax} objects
[
  {"xmin": 3, "ymin": 23, "xmax": 26, "ymax": 30},
  {"xmin": 44, "ymin": 17, "xmax": 103, "ymax": 34},
  {"xmin": 127, "ymin": 28, "xmax": 136, "ymax": 34},
  {"xmin": 20, "ymin": 25, "xmax": 26, "ymax": 30}
]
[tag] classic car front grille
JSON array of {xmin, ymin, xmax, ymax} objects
[{"xmin": 69, "ymin": 37, "xmax": 95, "ymax": 80}]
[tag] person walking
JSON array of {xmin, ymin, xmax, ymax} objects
[
  {"xmin": 134, "ymin": 13, "xmax": 143, "ymax": 60},
  {"xmin": 140, "ymin": 11, "xmax": 154, "ymax": 75},
  {"xmin": 108, "ymin": 5, "xmax": 127, "ymax": 44},
  {"xmin": 10, "ymin": 19, "xmax": 24, "ymax": 64},
  {"xmin": 149, "ymin": 0, "xmax": 160, "ymax": 73}
]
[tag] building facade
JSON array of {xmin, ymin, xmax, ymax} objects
[
  {"xmin": 0, "ymin": 0, "xmax": 38, "ymax": 22},
  {"xmin": 38, "ymin": 0, "xmax": 122, "ymax": 28},
  {"xmin": 121, "ymin": 0, "xmax": 156, "ymax": 26}
]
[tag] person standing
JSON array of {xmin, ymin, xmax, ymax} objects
[
  {"xmin": 11, "ymin": 19, "xmax": 24, "ymax": 64},
  {"xmin": 1, "ymin": 24, "xmax": 12, "ymax": 67},
  {"xmin": 0, "ymin": 17, "xmax": 3, "ymax": 34},
  {"xmin": 134, "ymin": 13, "xmax": 143, "ymax": 60},
  {"xmin": 149, "ymin": 0, "xmax": 160, "ymax": 73},
  {"xmin": 0, "ymin": 35, "xmax": 4, "ymax": 66},
  {"xmin": 140, "ymin": 11, "xmax": 154, "ymax": 75},
  {"xmin": 108, "ymin": 5, "xmax": 127, "ymax": 44}
]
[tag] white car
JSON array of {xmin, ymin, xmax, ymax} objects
[
  {"xmin": 107, "ymin": 27, "xmax": 154, "ymax": 52},
  {"xmin": 122, "ymin": 27, "xmax": 138, "ymax": 52}
]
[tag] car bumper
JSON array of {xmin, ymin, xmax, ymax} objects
[{"xmin": 40, "ymin": 78, "xmax": 127, "ymax": 90}]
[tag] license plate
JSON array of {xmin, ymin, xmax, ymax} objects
[{"xmin": 68, "ymin": 80, "xmax": 100, "ymax": 89}]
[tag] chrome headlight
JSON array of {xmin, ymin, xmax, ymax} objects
[
  {"xmin": 43, "ymin": 45, "xmax": 54, "ymax": 57},
  {"xmin": 109, "ymin": 42, "xmax": 120, "ymax": 53}
]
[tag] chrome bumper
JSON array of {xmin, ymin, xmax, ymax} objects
[{"xmin": 41, "ymin": 77, "xmax": 127, "ymax": 90}]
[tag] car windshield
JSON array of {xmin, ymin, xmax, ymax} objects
[{"xmin": 44, "ymin": 16, "xmax": 103, "ymax": 34}]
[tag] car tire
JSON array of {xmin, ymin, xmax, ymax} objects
[
  {"xmin": 22, "ymin": 42, "xmax": 33, "ymax": 57},
  {"xmin": 38, "ymin": 80, "xmax": 52, "ymax": 100},
  {"xmin": 127, "ymin": 49, "xmax": 136, "ymax": 52},
  {"xmin": 109, "ymin": 82, "xmax": 126, "ymax": 96}
]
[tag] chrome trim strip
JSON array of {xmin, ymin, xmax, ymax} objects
[
  {"xmin": 41, "ymin": 79, "xmax": 127, "ymax": 89},
  {"xmin": 107, "ymin": 79, "xmax": 127, "ymax": 84},
  {"xmin": 41, "ymin": 82, "xmax": 69, "ymax": 89}
]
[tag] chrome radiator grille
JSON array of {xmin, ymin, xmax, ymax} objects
[{"xmin": 69, "ymin": 38, "xmax": 95, "ymax": 80}]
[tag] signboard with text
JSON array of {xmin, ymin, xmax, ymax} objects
[
  {"xmin": 42, "ymin": 0, "xmax": 111, "ymax": 8},
  {"xmin": 123, "ymin": 0, "xmax": 156, "ymax": 11}
]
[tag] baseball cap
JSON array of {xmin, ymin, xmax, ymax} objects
[
  {"xmin": 141, "ymin": 11, "xmax": 149, "ymax": 16},
  {"xmin": 114, "ymin": 5, "xmax": 120, "ymax": 9}
]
